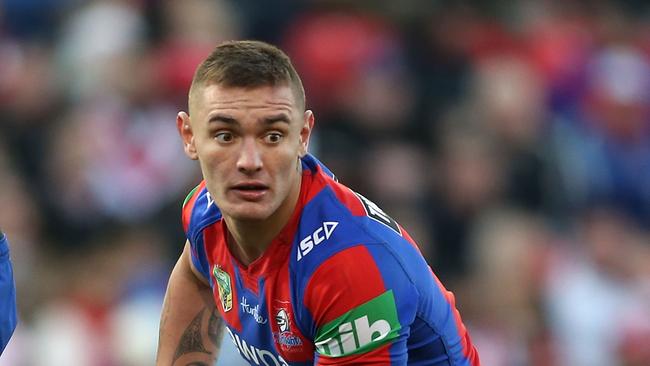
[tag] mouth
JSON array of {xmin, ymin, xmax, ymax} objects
[
  {"xmin": 231, "ymin": 182, "xmax": 269, "ymax": 191},
  {"xmin": 230, "ymin": 182, "xmax": 270, "ymax": 201}
]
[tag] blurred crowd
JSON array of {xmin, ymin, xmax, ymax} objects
[{"xmin": 0, "ymin": 0, "xmax": 649, "ymax": 365}]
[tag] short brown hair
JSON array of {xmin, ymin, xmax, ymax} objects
[{"xmin": 189, "ymin": 40, "xmax": 306, "ymax": 112}]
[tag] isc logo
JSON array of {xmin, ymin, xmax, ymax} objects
[
  {"xmin": 297, "ymin": 221, "xmax": 338, "ymax": 261},
  {"xmin": 315, "ymin": 315, "xmax": 391, "ymax": 357}
]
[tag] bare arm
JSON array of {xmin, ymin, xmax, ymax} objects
[{"xmin": 156, "ymin": 241, "xmax": 224, "ymax": 366}]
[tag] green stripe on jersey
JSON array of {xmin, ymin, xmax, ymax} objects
[
  {"xmin": 314, "ymin": 290, "xmax": 401, "ymax": 357},
  {"xmin": 182, "ymin": 185, "xmax": 200, "ymax": 208}
]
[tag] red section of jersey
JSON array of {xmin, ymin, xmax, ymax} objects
[
  {"xmin": 432, "ymin": 269, "xmax": 480, "ymax": 365},
  {"xmin": 321, "ymin": 174, "xmax": 367, "ymax": 217},
  {"xmin": 203, "ymin": 223, "xmax": 243, "ymax": 332},
  {"xmin": 302, "ymin": 165, "xmax": 328, "ymax": 204},
  {"xmin": 304, "ymin": 245, "xmax": 388, "ymax": 325},
  {"xmin": 316, "ymin": 343, "xmax": 393, "ymax": 365},
  {"xmin": 182, "ymin": 180, "xmax": 205, "ymax": 234},
  {"xmin": 304, "ymin": 246, "xmax": 391, "ymax": 362},
  {"xmin": 305, "ymin": 246, "xmax": 393, "ymax": 362},
  {"xmin": 265, "ymin": 259, "xmax": 314, "ymax": 361}
]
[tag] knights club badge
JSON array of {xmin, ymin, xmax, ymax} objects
[{"xmin": 213, "ymin": 265, "xmax": 233, "ymax": 312}]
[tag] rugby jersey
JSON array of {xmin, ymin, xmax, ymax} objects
[
  {"xmin": 182, "ymin": 154, "xmax": 479, "ymax": 365},
  {"xmin": 0, "ymin": 233, "xmax": 17, "ymax": 355}
]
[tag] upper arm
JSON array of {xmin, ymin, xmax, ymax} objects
[
  {"xmin": 181, "ymin": 181, "xmax": 211, "ymax": 283},
  {"xmin": 156, "ymin": 242, "xmax": 222, "ymax": 366},
  {"xmin": 184, "ymin": 240, "xmax": 210, "ymax": 287},
  {"xmin": 303, "ymin": 245, "xmax": 417, "ymax": 365}
]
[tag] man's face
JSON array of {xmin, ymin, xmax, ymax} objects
[{"xmin": 178, "ymin": 84, "xmax": 313, "ymax": 222}]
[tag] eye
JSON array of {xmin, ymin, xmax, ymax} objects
[
  {"xmin": 264, "ymin": 132, "xmax": 284, "ymax": 144},
  {"xmin": 214, "ymin": 132, "xmax": 234, "ymax": 143}
]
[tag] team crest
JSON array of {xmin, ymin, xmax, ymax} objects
[
  {"xmin": 213, "ymin": 265, "xmax": 233, "ymax": 312},
  {"xmin": 276, "ymin": 308, "xmax": 290, "ymax": 332},
  {"xmin": 274, "ymin": 307, "xmax": 303, "ymax": 350}
]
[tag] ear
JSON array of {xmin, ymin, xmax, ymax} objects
[
  {"xmin": 177, "ymin": 111, "xmax": 198, "ymax": 160},
  {"xmin": 299, "ymin": 110, "xmax": 315, "ymax": 157}
]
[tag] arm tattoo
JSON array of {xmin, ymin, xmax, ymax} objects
[
  {"xmin": 173, "ymin": 309, "xmax": 211, "ymax": 363},
  {"xmin": 207, "ymin": 309, "xmax": 224, "ymax": 348}
]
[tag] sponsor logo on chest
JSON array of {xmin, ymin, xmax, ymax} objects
[
  {"xmin": 240, "ymin": 296, "xmax": 267, "ymax": 324},
  {"xmin": 297, "ymin": 221, "xmax": 339, "ymax": 261},
  {"xmin": 225, "ymin": 327, "xmax": 289, "ymax": 366}
]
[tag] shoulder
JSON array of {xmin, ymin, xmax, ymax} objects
[
  {"xmin": 291, "ymin": 175, "xmax": 432, "ymax": 301},
  {"xmin": 295, "ymin": 154, "xmax": 431, "ymax": 290},
  {"xmin": 296, "ymin": 244, "xmax": 420, "ymax": 359},
  {"xmin": 292, "ymin": 168, "xmax": 424, "ymax": 276},
  {"xmin": 181, "ymin": 181, "xmax": 223, "ymax": 242}
]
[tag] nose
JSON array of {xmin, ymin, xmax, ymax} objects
[{"xmin": 236, "ymin": 137, "xmax": 263, "ymax": 174}]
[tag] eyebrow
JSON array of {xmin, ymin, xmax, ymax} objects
[
  {"xmin": 208, "ymin": 114, "xmax": 237, "ymax": 124},
  {"xmin": 207, "ymin": 113, "xmax": 291, "ymax": 125},
  {"xmin": 262, "ymin": 114, "xmax": 291, "ymax": 125}
]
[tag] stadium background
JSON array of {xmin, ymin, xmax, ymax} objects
[{"xmin": 1, "ymin": 0, "xmax": 649, "ymax": 365}]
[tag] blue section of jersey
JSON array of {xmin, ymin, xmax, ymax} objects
[
  {"xmin": 191, "ymin": 231, "xmax": 211, "ymax": 283},
  {"xmin": 301, "ymin": 154, "xmax": 335, "ymax": 180},
  {"xmin": 228, "ymin": 261, "xmax": 314, "ymax": 366},
  {"xmin": 364, "ymin": 245, "xmax": 416, "ymax": 365},
  {"xmin": 187, "ymin": 186, "xmax": 222, "ymax": 281},
  {"xmin": 361, "ymin": 214, "xmax": 475, "ymax": 366},
  {"xmin": 289, "ymin": 185, "xmax": 382, "ymax": 339},
  {"xmin": 287, "ymin": 180, "xmax": 472, "ymax": 364},
  {"xmin": 0, "ymin": 234, "xmax": 17, "ymax": 355},
  {"xmin": 231, "ymin": 264, "xmax": 271, "ymax": 347}
]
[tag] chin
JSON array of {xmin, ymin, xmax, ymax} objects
[{"xmin": 223, "ymin": 204, "xmax": 275, "ymax": 222}]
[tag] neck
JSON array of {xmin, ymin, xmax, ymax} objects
[{"xmin": 225, "ymin": 176, "xmax": 302, "ymax": 266}]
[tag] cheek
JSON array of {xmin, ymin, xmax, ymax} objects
[
  {"xmin": 199, "ymin": 151, "xmax": 229, "ymax": 180},
  {"xmin": 271, "ymin": 150, "xmax": 300, "ymax": 178}
]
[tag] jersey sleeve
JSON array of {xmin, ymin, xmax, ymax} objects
[
  {"xmin": 0, "ymin": 234, "xmax": 17, "ymax": 355},
  {"xmin": 181, "ymin": 182, "xmax": 211, "ymax": 282},
  {"xmin": 303, "ymin": 245, "xmax": 414, "ymax": 365},
  {"xmin": 303, "ymin": 243, "xmax": 479, "ymax": 365}
]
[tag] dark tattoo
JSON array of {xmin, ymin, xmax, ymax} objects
[
  {"xmin": 173, "ymin": 309, "xmax": 211, "ymax": 363},
  {"xmin": 207, "ymin": 309, "xmax": 224, "ymax": 348}
]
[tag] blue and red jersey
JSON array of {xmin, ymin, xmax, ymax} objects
[
  {"xmin": 0, "ymin": 233, "xmax": 17, "ymax": 355},
  {"xmin": 182, "ymin": 154, "xmax": 479, "ymax": 365}
]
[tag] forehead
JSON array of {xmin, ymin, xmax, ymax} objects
[{"xmin": 191, "ymin": 84, "xmax": 298, "ymax": 119}]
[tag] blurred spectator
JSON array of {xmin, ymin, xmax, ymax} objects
[
  {"xmin": 469, "ymin": 54, "xmax": 551, "ymax": 212},
  {"xmin": 544, "ymin": 206, "xmax": 650, "ymax": 366},
  {"xmin": 360, "ymin": 142, "xmax": 433, "ymax": 257},
  {"xmin": 0, "ymin": 0, "xmax": 64, "ymax": 41},
  {"xmin": 56, "ymin": 0, "xmax": 147, "ymax": 100},
  {"xmin": 427, "ymin": 120, "xmax": 505, "ymax": 283},
  {"xmin": 43, "ymin": 99, "xmax": 197, "ymax": 231},
  {"xmin": 0, "ymin": 226, "xmax": 168, "ymax": 366},
  {"xmin": 152, "ymin": 0, "xmax": 242, "ymax": 106},
  {"xmin": 463, "ymin": 209, "xmax": 552, "ymax": 366},
  {"xmin": 283, "ymin": 11, "xmax": 410, "ymax": 123},
  {"xmin": 549, "ymin": 45, "xmax": 650, "ymax": 225}
]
